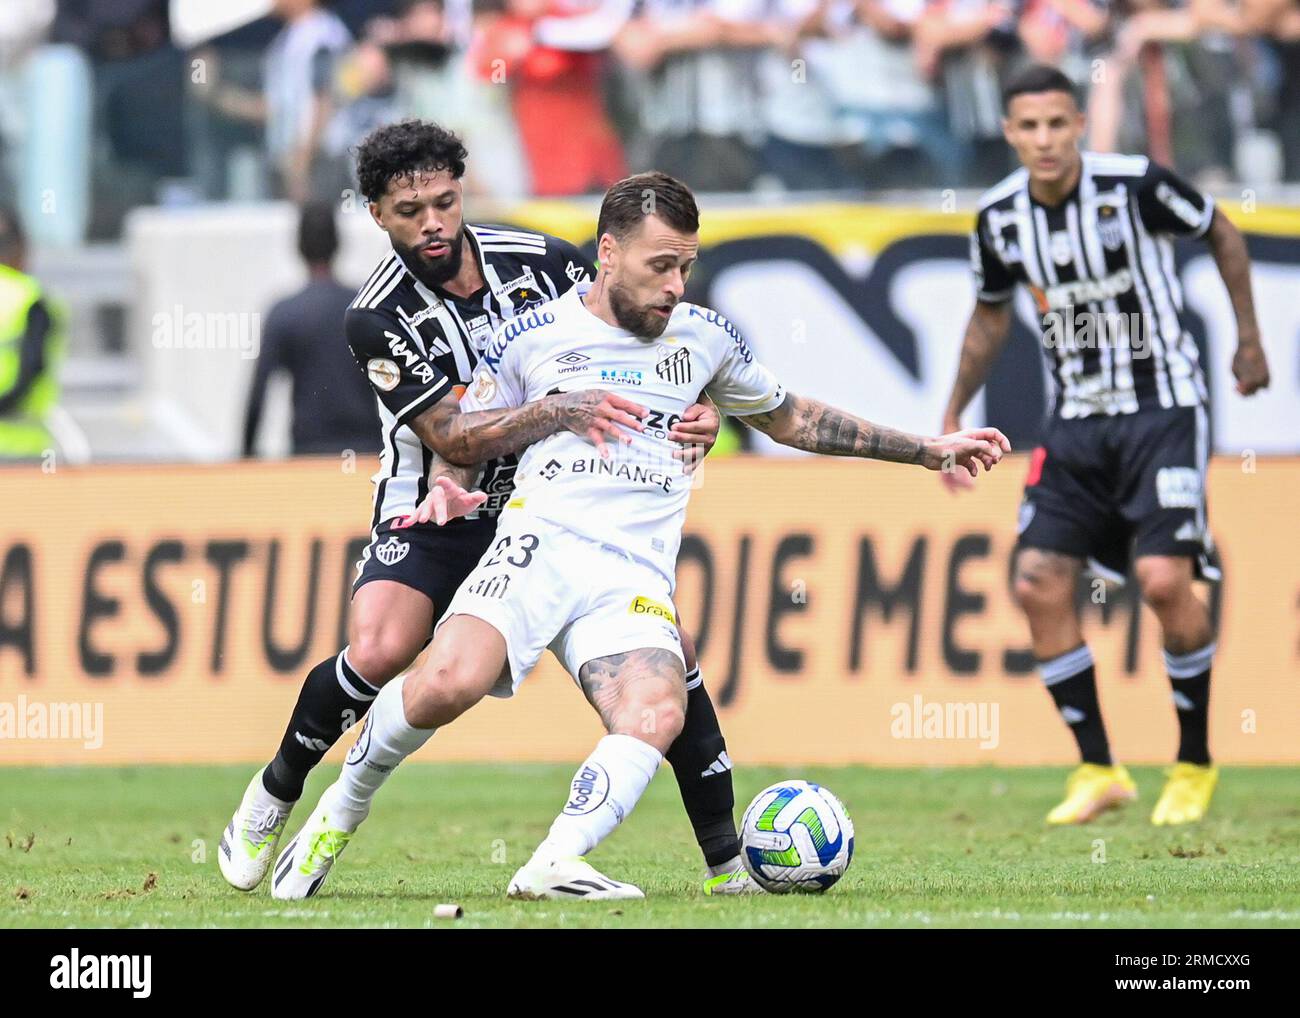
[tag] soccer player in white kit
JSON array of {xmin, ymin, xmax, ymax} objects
[{"xmin": 274, "ymin": 172, "xmax": 1011, "ymax": 900}]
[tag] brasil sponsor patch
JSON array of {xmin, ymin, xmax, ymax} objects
[{"xmin": 628, "ymin": 595, "xmax": 675, "ymax": 624}]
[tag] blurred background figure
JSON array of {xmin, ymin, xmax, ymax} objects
[
  {"xmin": 0, "ymin": 205, "xmax": 64, "ymax": 461},
  {"xmin": 474, "ymin": 0, "xmax": 631, "ymax": 196},
  {"xmin": 192, "ymin": 0, "xmax": 352, "ymax": 202},
  {"xmin": 241, "ymin": 202, "xmax": 379, "ymax": 458}
]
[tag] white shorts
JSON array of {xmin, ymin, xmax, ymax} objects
[{"xmin": 437, "ymin": 512, "xmax": 685, "ymax": 698}]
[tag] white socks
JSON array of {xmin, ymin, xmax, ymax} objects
[
  {"xmin": 330, "ymin": 675, "xmax": 434, "ymax": 829},
  {"xmin": 534, "ymin": 734, "xmax": 663, "ymax": 860}
]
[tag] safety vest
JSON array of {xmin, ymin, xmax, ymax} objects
[{"xmin": 0, "ymin": 264, "xmax": 64, "ymax": 458}]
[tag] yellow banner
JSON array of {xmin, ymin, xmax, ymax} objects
[{"xmin": 0, "ymin": 457, "xmax": 1295, "ymax": 765}]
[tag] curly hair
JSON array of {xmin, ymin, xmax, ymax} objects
[{"xmin": 355, "ymin": 120, "xmax": 468, "ymax": 201}]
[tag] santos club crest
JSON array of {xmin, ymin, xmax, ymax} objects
[{"xmin": 655, "ymin": 346, "xmax": 691, "ymax": 385}]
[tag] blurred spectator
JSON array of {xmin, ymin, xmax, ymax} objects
[
  {"xmin": 915, "ymin": 0, "xmax": 1021, "ymax": 185},
  {"xmin": 0, "ymin": 1, "xmax": 55, "ymax": 207},
  {"xmin": 474, "ymin": 0, "xmax": 630, "ymax": 195},
  {"xmin": 806, "ymin": 0, "xmax": 964, "ymax": 187},
  {"xmin": 754, "ymin": 0, "xmax": 861, "ymax": 191},
  {"xmin": 0, "ymin": 205, "xmax": 64, "ymax": 461},
  {"xmin": 242, "ymin": 203, "xmax": 380, "ymax": 458},
  {"xmin": 194, "ymin": 0, "xmax": 352, "ymax": 202},
  {"xmin": 615, "ymin": 0, "xmax": 772, "ymax": 191}
]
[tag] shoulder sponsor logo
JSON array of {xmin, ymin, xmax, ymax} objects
[
  {"xmin": 406, "ymin": 301, "xmax": 442, "ymax": 328},
  {"xmin": 492, "ymin": 269, "xmax": 539, "ymax": 296},
  {"xmin": 629, "ymin": 595, "xmax": 676, "ymax": 624},
  {"xmin": 366, "ymin": 357, "xmax": 400, "ymax": 391},
  {"xmin": 655, "ymin": 346, "xmax": 692, "ymax": 385},
  {"xmin": 375, "ymin": 535, "xmax": 410, "ymax": 566},
  {"xmin": 688, "ymin": 305, "xmax": 752, "ymax": 362},
  {"xmin": 1156, "ymin": 466, "xmax": 1202, "ymax": 509},
  {"xmin": 382, "ymin": 331, "xmax": 436, "ymax": 385},
  {"xmin": 1155, "ymin": 181, "xmax": 1204, "ymax": 229}
]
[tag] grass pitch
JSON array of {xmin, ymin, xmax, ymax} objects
[{"xmin": 2, "ymin": 764, "xmax": 1298, "ymax": 928}]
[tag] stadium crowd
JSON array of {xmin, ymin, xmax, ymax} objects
[{"xmin": 0, "ymin": 0, "xmax": 1299, "ymax": 243}]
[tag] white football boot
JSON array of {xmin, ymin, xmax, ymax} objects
[
  {"xmin": 507, "ymin": 855, "xmax": 645, "ymax": 901},
  {"xmin": 270, "ymin": 782, "xmax": 363, "ymax": 900},
  {"xmin": 703, "ymin": 861, "xmax": 762, "ymax": 896},
  {"xmin": 218, "ymin": 768, "xmax": 294, "ymax": 891}
]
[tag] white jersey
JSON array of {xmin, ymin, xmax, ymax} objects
[{"xmin": 460, "ymin": 283, "xmax": 786, "ymax": 581}]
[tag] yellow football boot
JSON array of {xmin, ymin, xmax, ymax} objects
[
  {"xmin": 1046, "ymin": 763, "xmax": 1138, "ymax": 824},
  {"xmin": 1151, "ymin": 762, "xmax": 1219, "ymax": 826}
]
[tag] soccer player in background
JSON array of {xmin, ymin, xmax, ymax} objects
[
  {"xmin": 271, "ymin": 171, "xmax": 1010, "ymax": 901},
  {"xmin": 219, "ymin": 121, "xmax": 755, "ymax": 898},
  {"xmin": 942, "ymin": 65, "xmax": 1271, "ymax": 825}
]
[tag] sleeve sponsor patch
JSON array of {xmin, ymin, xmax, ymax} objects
[{"xmin": 367, "ymin": 358, "xmax": 400, "ymax": 392}]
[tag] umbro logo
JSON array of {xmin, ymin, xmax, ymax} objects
[{"xmin": 555, "ymin": 350, "xmax": 589, "ymax": 366}]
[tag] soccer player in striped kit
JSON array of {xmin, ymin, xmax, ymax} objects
[{"xmin": 943, "ymin": 65, "xmax": 1271, "ymax": 826}]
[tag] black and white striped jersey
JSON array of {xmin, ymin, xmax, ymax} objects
[
  {"xmin": 971, "ymin": 151, "xmax": 1216, "ymax": 419},
  {"xmin": 345, "ymin": 223, "xmax": 594, "ymax": 530}
]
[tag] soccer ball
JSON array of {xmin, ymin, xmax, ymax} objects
[{"xmin": 739, "ymin": 780, "xmax": 854, "ymax": 893}]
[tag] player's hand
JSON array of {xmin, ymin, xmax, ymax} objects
[
  {"xmin": 924, "ymin": 427, "xmax": 1011, "ymax": 479},
  {"xmin": 670, "ymin": 401, "xmax": 720, "ymax": 476},
  {"xmin": 1232, "ymin": 337, "xmax": 1270, "ymax": 396},
  {"xmin": 555, "ymin": 390, "xmax": 647, "ymax": 460},
  {"xmin": 406, "ymin": 476, "xmax": 488, "ymax": 527},
  {"xmin": 938, "ymin": 418, "xmax": 976, "ymax": 492}
]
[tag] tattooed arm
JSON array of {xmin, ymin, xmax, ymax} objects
[
  {"xmin": 738, "ymin": 393, "xmax": 1010, "ymax": 475},
  {"xmin": 942, "ymin": 300, "xmax": 1013, "ymax": 433},
  {"xmin": 410, "ymin": 388, "xmax": 647, "ymax": 467}
]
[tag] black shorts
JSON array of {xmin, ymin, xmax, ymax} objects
[
  {"xmin": 353, "ymin": 516, "xmax": 497, "ymax": 621},
  {"xmin": 1016, "ymin": 405, "xmax": 1220, "ymax": 583}
]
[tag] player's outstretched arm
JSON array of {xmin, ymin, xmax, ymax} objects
[
  {"xmin": 738, "ymin": 393, "xmax": 1011, "ymax": 477},
  {"xmin": 410, "ymin": 389, "xmax": 648, "ymax": 467},
  {"xmin": 1204, "ymin": 207, "xmax": 1270, "ymax": 396},
  {"xmin": 942, "ymin": 300, "xmax": 1014, "ymax": 432}
]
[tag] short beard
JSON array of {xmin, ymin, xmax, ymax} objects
[
  {"xmin": 397, "ymin": 226, "xmax": 465, "ymax": 288},
  {"xmin": 609, "ymin": 281, "xmax": 671, "ymax": 338}
]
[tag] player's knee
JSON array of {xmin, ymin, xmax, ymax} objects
[
  {"xmin": 1136, "ymin": 561, "xmax": 1190, "ymax": 612},
  {"xmin": 1012, "ymin": 571, "xmax": 1068, "ymax": 618},
  {"xmin": 406, "ymin": 653, "xmax": 492, "ymax": 725},
  {"xmin": 346, "ymin": 622, "xmax": 417, "ymax": 684}
]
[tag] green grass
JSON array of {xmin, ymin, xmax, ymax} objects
[{"xmin": 2, "ymin": 764, "xmax": 1298, "ymax": 928}]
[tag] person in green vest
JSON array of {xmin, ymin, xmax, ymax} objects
[{"xmin": 0, "ymin": 205, "xmax": 64, "ymax": 460}]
